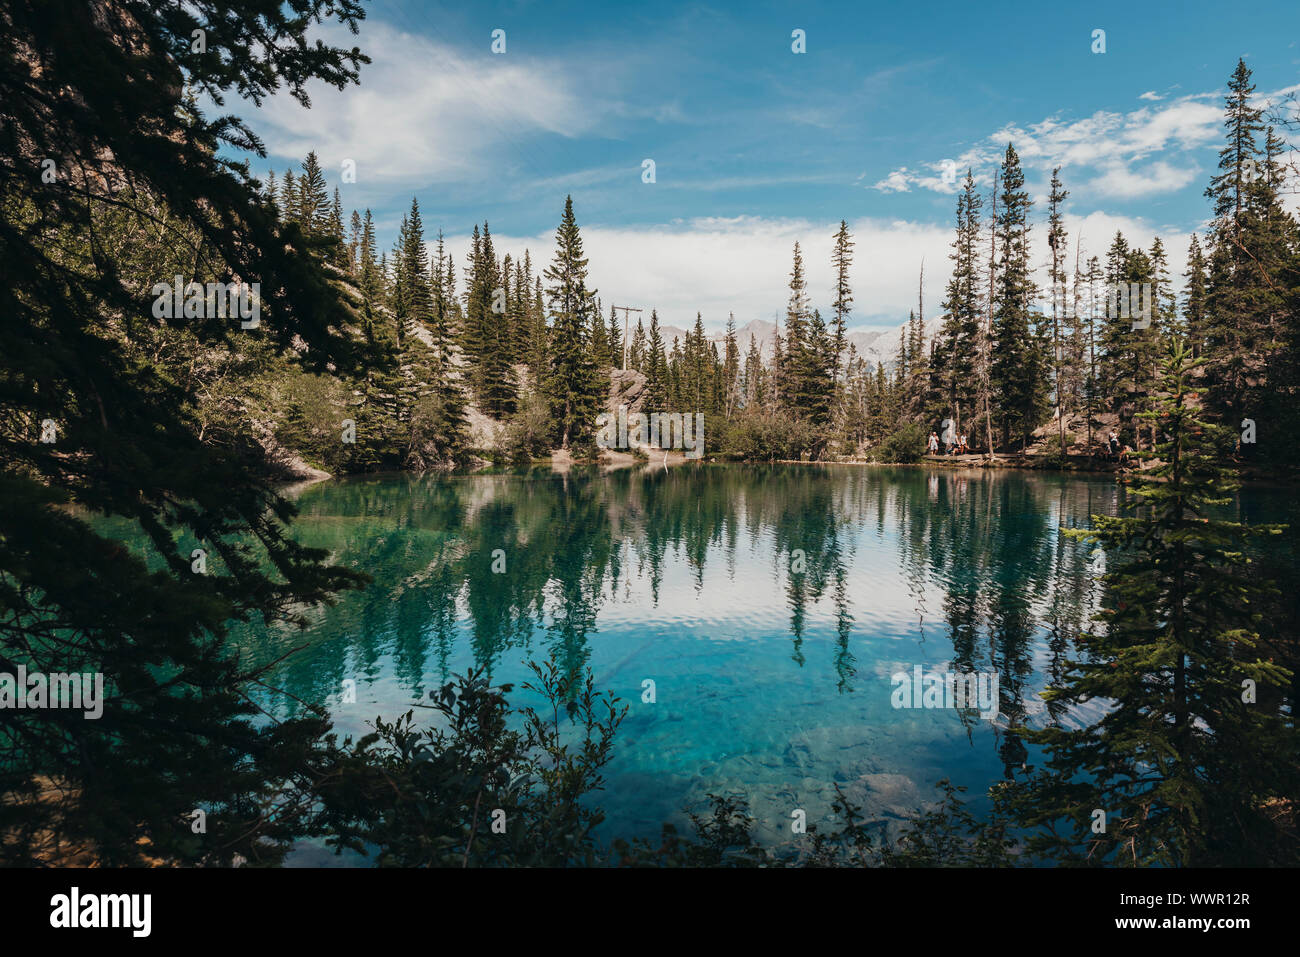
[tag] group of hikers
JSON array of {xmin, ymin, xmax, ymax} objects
[
  {"xmin": 925, "ymin": 425, "xmax": 1133, "ymax": 463},
  {"xmin": 1105, "ymin": 429, "xmax": 1132, "ymax": 463},
  {"xmin": 926, "ymin": 430, "xmax": 971, "ymax": 456}
]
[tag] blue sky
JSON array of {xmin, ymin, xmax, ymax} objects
[{"xmin": 232, "ymin": 0, "xmax": 1300, "ymax": 332}]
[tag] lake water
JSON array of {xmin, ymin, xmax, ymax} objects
[{"xmin": 219, "ymin": 464, "xmax": 1296, "ymax": 864}]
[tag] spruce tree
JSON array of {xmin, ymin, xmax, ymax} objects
[
  {"xmin": 1202, "ymin": 59, "xmax": 1273, "ymax": 426},
  {"xmin": 298, "ymin": 150, "xmax": 331, "ymax": 238},
  {"xmin": 645, "ymin": 310, "xmax": 667, "ymax": 410},
  {"xmin": 723, "ymin": 314, "xmax": 741, "ymax": 419},
  {"xmin": 0, "ymin": 0, "xmax": 371, "ymax": 864},
  {"xmin": 476, "ymin": 223, "xmax": 517, "ymax": 417},
  {"xmin": 1183, "ymin": 233, "xmax": 1208, "ymax": 359},
  {"xmin": 417, "ymin": 229, "xmax": 469, "ymax": 466},
  {"xmin": 608, "ymin": 304, "xmax": 624, "ymax": 371},
  {"xmin": 629, "ymin": 317, "xmax": 647, "ymax": 373},
  {"xmin": 990, "ymin": 144, "xmax": 1049, "ymax": 449},
  {"xmin": 938, "ymin": 170, "xmax": 984, "ymax": 439},
  {"xmin": 830, "ymin": 220, "xmax": 854, "ymax": 387},
  {"xmin": 1017, "ymin": 339, "xmax": 1297, "ymax": 865},
  {"xmin": 1046, "ymin": 167, "xmax": 1069, "ymax": 449},
  {"xmin": 543, "ymin": 197, "xmax": 602, "ymax": 451}
]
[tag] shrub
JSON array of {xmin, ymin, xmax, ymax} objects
[{"xmin": 872, "ymin": 423, "xmax": 927, "ymax": 463}]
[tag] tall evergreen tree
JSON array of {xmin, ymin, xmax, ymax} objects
[
  {"xmin": 645, "ymin": 310, "xmax": 667, "ymax": 410},
  {"xmin": 1018, "ymin": 339, "xmax": 1298, "ymax": 865},
  {"xmin": 1183, "ymin": 233, "xmax": 1209, "ymax": 358},
  {"xmin": 990, "ymin": 144, "xmax": 1049, "ymax": 449},
  {"xmin": 938, "ymin": 170, "xmax": 984, "ymax": 439},
  {"xmin": 830, "ymin": 220, "xmax": 854, "ymax": 388},
  {"xmin": 0, "ymin": 0, "xmax": 371, "ymax": 864},
  {"xmin": 723, "ymin": 313, "xmax": 741, "ymax": 419},
  {"xmin": 543, "ymin": 197, "xmax": 602, "ymax": 451},
  {"xmin": 1046, "ymin": 167, "xmax": 1069, "ymax": 448},
  {"xmin": 476, "ymin": 222, "xmax": 517, "ymax": 417},
  {"xmin": 608, "ymin": 303, "xmax": 624, "ymax": 372},
  {"xmin": 298, "ymin": 150, "xmax": 331, "ymax": 238},
  {"xmin": 1202, "ymin": 59, "xmax": 1276, "ymax": 427}
]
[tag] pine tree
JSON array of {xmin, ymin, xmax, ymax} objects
[
  {"xmin": 608, "ymin": 304, "xmax": 624, "ymax": 372},
  {"xmin": 591, "ymin": 298, "xmax": 611, "ymax": 371},
  {"xmin": 328, "ymin": 187, "xmax": 347, "ymax": 268},
  {"xmin": 348, "ymin": 209, "xmax": 363, "ymax": 275},
  {"xmin": 990, "ymin": 144, "xmax": 1049, "ymax": 449},
  {"xmin": 357, "ymin": 209, "xmax": 381, "ymax": 322},
  {"xmin": 645, "ymin": 310, "xmax": 667, "ymax": 410},
  {"xmin": 1046, "ymin": 167, "xmax": 1069, "ymax": 448},
  {"xmin": 629, "ymin": 317, "xmax": 647, "ymax": 373},
  {"xmin": 398, "ymin": 198, "xmax": 433, "ymax": 333},
  {"xmin": 1099, "ymin": 232, "xmax": 1160, "ymax": 449},
  {"xmin": 782, "ymin": 242, "xmax": 812, "ymax": 414},
  {"xmin": 1183, "ymin": 234, "xmax": 1208, "ymax": 359},
  {"xmin": 938, "ymin": 170, "xmax": 984, "ymax": 441},
  {"xmin": 528, "ymin": 275, "xmax": 548, "ymax": 383},
  {"xmin": 420, "ymin": 228, "xmax": 469, "ymax": 466},
  {"xmin": 723, "ymin": 313, "xmax": 741, "ymax": 419},
  {"xmin": 1203, "ymin": 59, "xmax": 1272, "ymax": 426},
  {"xmin": 462, "ymin": 224, "xmax": 485, "ymax": 371},
  {"xmin": 1018, "ymin": 339, "xmax": 1297, "ymax": 866},
  {"xmin": 298, "ymin": 150, "xmax": 331, "ymax": 238},
  {"xmin": 476, "ymin": 222, "xmax": 517, "ymax": 417},
  {"xmin": 512, "ymin": 252, "xmax": 533, "ymax": 369},
  {"xmin": 280, "ymin": 168, "xmax": 298, "ymax": 224},
  {"xmin": 830, "ymin": 220, "xmax": 854, "ymax": 388},
  {"xmin": 543, "ymin": 197, "xmax": 602, "ymax": 451},
  {"xmin": 0, "ymin": 0, "xmax": 370, "ymax": 865},
  {"xmin": 743, "ymin": 335, "xmax": 765, "ymax": 409}
]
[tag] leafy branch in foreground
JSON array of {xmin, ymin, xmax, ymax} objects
[
  {"xmin": 308, "ymin": 659, "xmax": 625, "ymax": 867},
  {"xmin": 303, "ymin": 654, "xmax": 1023, "ymax": 868}
]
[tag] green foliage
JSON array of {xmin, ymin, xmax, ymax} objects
[
  {"xmin": 312, "ymin": 659, "xmax": 625, "ymax": 866},
  {"xmin": 1010, "ymin": 339, "xmax": 1298, "ymax": 866},
  {"xmin": 872, "ymin": 423, "xmax": 927, "ymax": 463},
  {"xmin": 498, "ymin": 392, "xmax": 554, "ymax": 464},
  {"xmin": 721, "ymin": 411, "xmax": 806, "ymax": 461},
  {"xmin": 544, "ymin": 197, "xmax": 603, "ymax": 452},
  {"xmin": 0, "ymin": 0, "xmax": 375, "ymax": 865}
]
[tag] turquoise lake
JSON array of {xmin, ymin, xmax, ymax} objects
[{"xmin": 215, "ymin": 464, "xmax": 1297, "ymax": 864}]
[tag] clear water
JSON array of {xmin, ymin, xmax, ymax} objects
[{"xmin": 208, "ymin": 464, "xmax": 1297, "ymax": 864}]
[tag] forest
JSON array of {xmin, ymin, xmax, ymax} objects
[
  {"xmin": 1, "ymin": 0, "xmax": 1296, "ymax": 873},
  {"xmin": 227, "ymin": 57, "xmax": 1300, "ymax": 477}
]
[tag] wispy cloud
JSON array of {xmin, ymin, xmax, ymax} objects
[
  {"xmin": 250, "ymin": 22, "xmax": 613, "ymax": 186},
  {"xmin": 869, "ymin": 89, "xmax": 1251, "ymax": 201}
]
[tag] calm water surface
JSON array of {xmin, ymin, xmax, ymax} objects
[{"xmin": 212, "ymin": 464, "xmax": 1295, "ymax": 864}]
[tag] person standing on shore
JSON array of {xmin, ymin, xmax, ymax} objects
[{"xmin": 928, "ymin": 431, "xmax": 939, "ymax": 455}]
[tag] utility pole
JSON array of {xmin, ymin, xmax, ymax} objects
[{"xmin": 612, "ymin": 305, "xmax": 642, "ymax": 370}]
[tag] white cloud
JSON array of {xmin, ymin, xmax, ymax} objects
[
  {"xmin": 871, "ymin": 91, "xmax": 1242, "ymax": 202},
  {"xmin": 434, "ymin": 210, "xmax": 1195, "ymax": 335},
  {"xmin": 872, "ymin": 170, "xmax": 913, "ymax": 193},
  {"xmin": 1139, "ymin": 91, "xmax": 1164, "ymax": 101},
  {"xmin": 439, "ymin": 216, "xmax": 950, "ymax": 330},
  {"xmin": 1086, "ymin": 160, "xmax": 1201, "ymax": 199},
  {"xmin": 250, "ymin": 22, "xmax": 603, "ymax": 186}
]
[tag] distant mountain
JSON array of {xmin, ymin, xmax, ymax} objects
[{"xmin": 653, "ymin": 316, "xmax": 945, "ymax": 370}]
